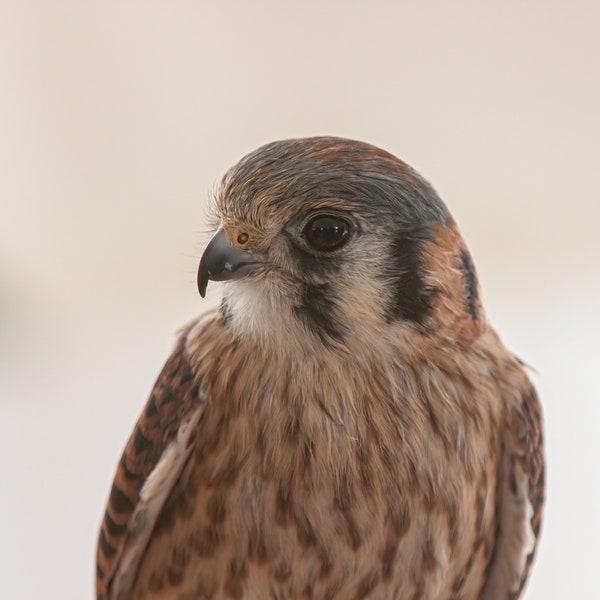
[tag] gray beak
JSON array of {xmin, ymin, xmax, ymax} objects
[{"xmin": 197, "ymin": 230, "xmax": 261, "ymax": 297}]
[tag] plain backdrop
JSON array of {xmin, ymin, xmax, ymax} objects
[{"xmin": 1, "ymin": 1, "xmax": 599, "ymax": 598}]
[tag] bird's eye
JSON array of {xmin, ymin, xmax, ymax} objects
[{"xmin": 302, "ymin": 215, "xmax": 351, "ymax": 251}]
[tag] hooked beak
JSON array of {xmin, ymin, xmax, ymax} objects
[{"xmin": 197, "ymin": 230, "xmax": 261, "ymax": 297}]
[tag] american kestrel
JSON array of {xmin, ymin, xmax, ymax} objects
[{"xmin": 96, "ymin": 137, "xmax": 544, "ymax": 599}]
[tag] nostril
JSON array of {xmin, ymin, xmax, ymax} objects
[{"xmin": 237, "ymin": 232, "xmax": 249, "ymax": 245}]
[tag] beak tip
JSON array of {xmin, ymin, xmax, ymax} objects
[{"xmin": 197, "ymin": 267, "xmax": 209, "ymax": 298}]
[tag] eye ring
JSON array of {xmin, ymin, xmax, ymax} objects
[{"xmin": 302, "ymin": 214, "xmax": 352, "ymax": 252}]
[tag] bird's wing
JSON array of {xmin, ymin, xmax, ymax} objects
[
  {"xmin": 96, "ymin": 336, "xmax": 206, "ymax": 599},
  {"xmin": 482, "ymin": 384, "xmax": 545, "ymax": 599}
]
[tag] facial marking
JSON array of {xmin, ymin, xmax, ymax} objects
[
  {"xmin": 294, "ymin": 283, "xmax": 344, "ymax": 345},
  {"xmin": 385, "ymin": 226, "xmax": 436, "ymax": 325}
]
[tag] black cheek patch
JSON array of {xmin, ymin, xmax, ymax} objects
[
  {"xmin": 386, "ymin": 228, "xmax": 435, "ymax": 325},
  {"xmin": 460, "ymin": 248, "xmax": 479, "ymax": 321},
  {"xmin": 294, "ymin": 283, "xmax": 344, "ymax": 345}
]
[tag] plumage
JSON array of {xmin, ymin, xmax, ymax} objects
[{"xmin": 97, "ymin": 137, "xmax": 544, "ymax": 599}]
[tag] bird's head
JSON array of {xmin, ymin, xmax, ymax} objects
[{"xmin": 199, "ymin": 137, "xmax": 484, "ymax": 357}]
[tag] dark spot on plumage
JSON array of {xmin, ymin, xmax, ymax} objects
[
  {"xmin": 224, "ymin": 557, "xmax": 247, "ymax": 599},
  {"xmin": 153, "ymin": 500, "xmax": 177, "ymax": 536},
  {"xmin": 421, "ymin": 534, "xmax": 438, "ymax": 572},
  {"xmin": 358, "ymin": 460, "xmax": 374, "ymax": 493},
  {"xmin": 96, "ymin": 564, "xmax": 104, "ymax": 579},
  {"xmin": 294, "ymin": 283, "xmax": 344, "ymax": 344},
  {"xmin": 103, "ymin": 510, "xmax": 127, "ymax": 536},
  {"xmin": 342, "ymin": 510, "xmax": 362, "ymax": 550},
  {"xmin": 334, "ymin": 474, "xmax": 362, "ymax": 550},
  {"xmin": 354, "ymin": 570, "xmax": 379, "ymax": 599},
  {"xmin": 508, "ymin": 462, "xmax": 518, "ymax": 495},
  {"xmin": 109, "ymin": 483, "xmax": 135, "ymax": 514},
  {"xmin": 190, "ymin": 524, "xmax": 221, "ymax": 557},
  {"xmin": 177, "ymin": 367, "xmax": 194, "ymax": 387},
  {"xmin": 325, "ymin": 579, "xmax": 344, "ymax": 600},
  {"xmin": 484, "ymin": 533, "xmax": 496, "ymax": 562},
  {"xmin": 119, "ymin": 454, "xmax": 144, "ymax": 484},
  {"xmin": 422, "ymin": 474, "xmax": 437, "ymax": 510},
  {"xmin": 98, "ymin": 529, "xmax": 117, "ymax": 558},
  {"xmin": 145, "ymin": 394, "xmax": 158, "ymax": 417},
  {"xmin": 171, "ymin": 546, "xmax": 190, "ymax": 569},
  {"xmin": 273, "ymin": 558, "xmax": 292, "ymax": 582},
  {"xmin": 133, "ymin": 425, "xmax": 152, "ymax": 454},
  {"xmin": 256, "ymin": 423, "xmax": 267, "ymax": 457},
  {"xmin": 355, "ymin": 439, "xmax": 374, "ymax": 492},
  {"xmin": 283, "ymin": 412, "xmax": 301, "ymax": 444},
  {"xmin": 460, "ymin": 248, "xmax": 479, "ymax": 320},
  {"xmin": 276, "ymin": 481, "xmax": 292, "ymax": 525},
  {"xmin": 319, "ymin": 552, "xmax": 333, "ymax": 579},
  {"xmin": 295, "ymin": 508, "xmax": 318, "ymax": 548},
  {"xmin": 166, "ymin": 565, "xmax": 183, "ymax": 586},
  {"xmin": 446, "ymin": 500, "xmax": 459, "ymax": 549},
  {"xmin": 381, "ymin": 537, "xmax": 399, "ymax": 579},
  {"xmin": 229, "ymin": 556, "xmax": 248, "ymax": 579},
  {"xmin": 205, "ymin": 448, "xmax": 246, "ymax": 487},
  {"xmin": 422, "ymin": 393, "xmax": 451, "ymax": 451},
  {"xmin": 149, "ymin": 570, "xmax": 165, "ymax": 592},
  {"xmin": 302, "ymin": 437, "xmax": 315, "ymax": 480},
  {"xmin": 386, "ymin": 226, "xmax": 436, "ymax": 325},
  {"xmin": 410, "ymin": 574, "xmax": 429, "ymax": 600},
  {"xmin": 159, "ymin": 386, "xmax": 176, "ymax": 405},
  {"xmin": 333, "ymin": 471, "xmax": 356, "ymax": 510},
  {"xmin": 450, "ymin": 554, "xmax": 473, "ymax": 598},
  {"xmin": 195, "ymin": 575, "xmax": 218, "ymax": 599},
  {"xmin": 248, "ymin": 530, "xmax": 267, "ymax": 563},
  {"xmin": 174, "ymin": 487, "xmax": 195, "ymax": 521},
  {"xmin": 390, "ymin": 502, "xmax": 411, "ymax": 538},
  {"xmin": 207, "ymin": 490, "xmax": 227, "ymax": 523}
]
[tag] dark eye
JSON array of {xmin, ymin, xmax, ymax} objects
[{"xmin": 303, "ymin": 215, "xmax": 351, "ymax": 251}]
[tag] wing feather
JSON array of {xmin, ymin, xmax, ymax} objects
[
  {"xmin": 482, "ymin": 384, "xmax": 545, "ymax": 599},
  {"xmin": 96, "ymin": 335, "xmax": 205, "ymax": 599}
]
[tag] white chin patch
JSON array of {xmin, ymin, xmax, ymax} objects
[{"xmin": 224, "ymin": 280, "xmax": 288, "ymax": 340}]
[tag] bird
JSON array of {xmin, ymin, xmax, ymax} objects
[{"xmin": 96, "ymin": 137, "xmax": 544, "ymax": 600}]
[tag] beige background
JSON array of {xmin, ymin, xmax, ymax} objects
[{"xmin": 1, "ymin": 1, "xmax": 599, "ymax": 598}]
